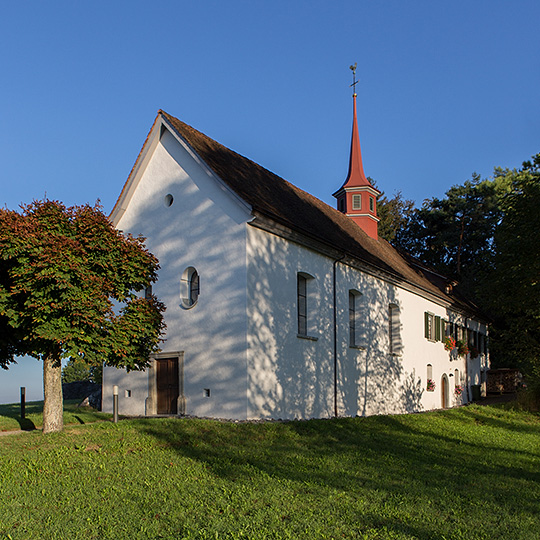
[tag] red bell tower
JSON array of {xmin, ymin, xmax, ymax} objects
[{"xmin": 333, "ymin": 64, "xmax": 380, "ymax": 240}]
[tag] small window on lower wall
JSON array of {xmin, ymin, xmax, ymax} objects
[
  {"xmin": 181, "ymin": 266, "xmax": 200, "ymax": 309},
  {"xmin": 426, "ymin": 364, "xmax": 435, "ymax": 391}
]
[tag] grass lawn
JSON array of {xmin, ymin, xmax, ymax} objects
[
  {"xmin": 1, "ymin": 404, "xmax": 539, "ymax": 539},
  {"xmin": 0, "ymin": 400, "xmax": 112, "ymax": 432}
]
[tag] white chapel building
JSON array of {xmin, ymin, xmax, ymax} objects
[{"xmin": 102, "ymin": 94, "xmax": 489, "ymax": 420}]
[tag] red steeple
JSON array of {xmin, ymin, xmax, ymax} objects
[
  {"xmin": 333, "ymin": 67, "xmax": 380, "ymax": 240},
  {"xmin": 343, "ymin": 94, "xmax": 370, "ymax": 189}
]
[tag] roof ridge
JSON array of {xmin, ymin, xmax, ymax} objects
[{"xmin": 126, "ymin": 110, "xmax": 484, "ymax": 317}]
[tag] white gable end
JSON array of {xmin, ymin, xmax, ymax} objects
[{"xmin": 104, "ymin": 124, "xmax": 254, "ymax": 419}]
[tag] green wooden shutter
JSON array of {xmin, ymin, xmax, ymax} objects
[
  {"xmin": 424, "ymin": 312, "xmax": 430, "ymax": 339},
  {"xmin": 435, "ymin": 316, "xmax": 441, "ymax": 341}
]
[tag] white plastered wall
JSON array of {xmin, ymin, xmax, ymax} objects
[
  {"xmin": 334, "ymin": 263, "xmax": 413, "ymax": 417},
  {"xmin": 103, "ymin": 127, "xmax": 252, "ymax": 419},
  {"xmin": 102, "ymin": 367, "xmax": 148, "ymax": 416},
  {"xmin": 246, "ymin": 226, "xmax": 335, "ymax": 420},
  {"xmin": 466, "ymin": 318, "xmax": 489, "ymax": 395},
  {"xmin": 246, "ymin": 226, "xmax": 482, "ymax": 419}
]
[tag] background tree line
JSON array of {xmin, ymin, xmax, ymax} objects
[{"xmin": 376, "ymin": 153, "xmax": 540, "ymax": 388}]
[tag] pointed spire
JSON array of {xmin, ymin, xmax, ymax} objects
[
  {"xmin": 343, "ymin": 93, "xmax": 370, "ymax": 189},
  {"xmin": 332, "ymin": 64, "xmax": 380, "ymax": 240}
]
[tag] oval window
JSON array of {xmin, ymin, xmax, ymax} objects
[
  {"xmin": 181, "ymin": 267, "xmax": 199, "ymax": 308},
  {"xmin": 164, "ymin": 194, "xmax": 174, "ymax": 207}
]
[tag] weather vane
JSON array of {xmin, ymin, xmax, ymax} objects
[{"xmin": 349, "ymin": 63, "xmax": 358, "ymax": 96}]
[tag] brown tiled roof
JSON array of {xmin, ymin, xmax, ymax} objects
[{"xmin": 157, "ymin": 110, "xmax": 478, "ymax": 313}]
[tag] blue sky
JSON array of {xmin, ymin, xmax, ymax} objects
[{"xmin": 1, "ymin": 0, "xmax": 539, "ymax": 404}]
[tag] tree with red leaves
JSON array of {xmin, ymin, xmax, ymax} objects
[{"xmin": 0, "ymin": 200, "xmax": 165, "ymax": 433}]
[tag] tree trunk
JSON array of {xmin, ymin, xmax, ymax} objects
[{"xmin": 43, "ymin": 355, "xmax": 63, "ymax": 433}]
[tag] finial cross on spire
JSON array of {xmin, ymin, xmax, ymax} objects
[{"xmin": 349, "ymin": 63, "xmax": 358, "ymax": 96}]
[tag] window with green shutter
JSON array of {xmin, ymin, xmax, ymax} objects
[
  {"xmin": 424, "ymin": 312, "xmax": 436, "ymax": 341},
  {"xmin": 435, "ymin": 316, "xmax": 441, "ymax": 341}
]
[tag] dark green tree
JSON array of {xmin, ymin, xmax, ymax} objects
[
  {"xmin": 62, "ymin": 358, "xmax": 90, "ymax": 383},
  {"xmin": 484, "ymin": 156, "xmax": 540, "ymax": 378},
  {"xmin": 62, "ymin": 357, "xmax": 103, "ymax": 384},
  {"xmin": 396, "ymin": 174, "xmax": 506, "ymax": 299},
  {"xmin": 376, "ymin": 188, "xmax": 416, "ymax": 245},
  {"xmin": 392, "ymin": 152, "xmax": 539, "ymax": 380},
  {"xmin": 0, "ymin": 200, "xmax": 165, "ymax": 433}
]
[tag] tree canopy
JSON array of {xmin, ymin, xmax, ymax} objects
[
  {"xmin": 62, "ymin": 357, "xmax": 102, "ymax": 384},
  {"xmin": 394, "ymin": 173, "xmax": 507, "ymax": 299},
  {"xmin": 375, "ymin": 186, "xmax": 415, "ymax": 245},
  {"xmin": 0, "ymin": 199, "xmax": 165, "ymax": 432},
  {"xmin": 386, "ymin": 153, "xmax": 540, "ymax": 383},
  {"xmin": 484, "ymin": 157, "xmax": 540, "ymax": 376}
]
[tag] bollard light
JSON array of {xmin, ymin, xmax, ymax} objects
[
  {"xmin": 113, "ymin": 385, "xmax": 119, "ymax": 424},
  {"xmin": 20, "ymin": 387, "xmax": 26, "ymax": 420}
]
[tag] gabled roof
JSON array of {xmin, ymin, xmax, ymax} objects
[{"xmin": 113, "ymin": 109, "xmax": 482, "ymax": 316}]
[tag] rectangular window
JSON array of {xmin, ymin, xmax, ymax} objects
[
  {"xmin": 389, "ymin": 304, "xmax": 402, "ymax": 355},
  {"xmin": 297, "ymin": 274, "xmax": 307, "ymax": 336},
  {"xmin": 352, "ymin": 194, "xmax": 361, "ymax": 210},
  {"xmin": 426, "ymin": 364, "xmax": 434, "ymax": 391},
  {"xmin": 479, "ymin": 333, "xmax": 486, "ymax": 355},
  {"xmin": 424, "ymin": 312, "xmax": 443, "ymax": 341},
  {"xmin": 349, "ymin": 292, "xmax": 356, "ymax": 346},
  {"xmin": 434, "ymin": 316, "xmax": 442, "ymax": 341},
  {"xmin": 424, "ymin": 312, "xmax": 435, "ymax": 340},
  {"xmin": 369, "ymin": 197, "xmax": 374, "ymax": 212},
  {"xmin": 444, "ymin": 320, "xmax": 450, "ymax": 336}
]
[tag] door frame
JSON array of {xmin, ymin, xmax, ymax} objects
[{"xmin": 146, "ymin": 351, "xmax": 185, "ymax": 416}]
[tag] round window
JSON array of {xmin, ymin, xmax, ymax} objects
[{"xmin": 164, "ymin": 194, "xmax": 174, "ymax": 207}]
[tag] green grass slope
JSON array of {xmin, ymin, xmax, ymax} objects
[
  {"xmin": 0, "ymin": 400, "xmax": 111, "ymax": 432},
  {"xmin": 1, "ymin": 405, "xmax": 539, "ymax": 539}
]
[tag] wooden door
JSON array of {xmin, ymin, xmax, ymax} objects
[{"xmin": 156, "ymin": 357, "xmax": 179, "ymax": 414}]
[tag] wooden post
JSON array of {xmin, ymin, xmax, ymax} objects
[{"xmin": 20, "ymin": 387, "xmax": 26, "ymax": 419}]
